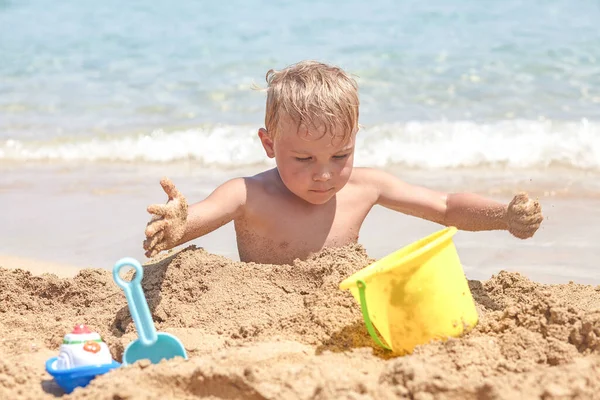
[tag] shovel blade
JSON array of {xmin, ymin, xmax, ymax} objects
[{"xmin": 122, "ymin": 333, "xmax": 187, "ymax": 366}]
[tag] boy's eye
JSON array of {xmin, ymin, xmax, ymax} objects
[
  {"xmin": 333, "ymin": 154, "xmax": 349, "ymax": 160},
  {"xmin": 295, "ymin": 157, "xmax": 311, "ymax": 162}
]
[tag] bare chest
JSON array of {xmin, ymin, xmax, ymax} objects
[{"xmin": 234, "ymin": 195, "xmax": 372, "ymax": 264}]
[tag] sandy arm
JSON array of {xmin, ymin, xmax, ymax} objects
[
  {"xmin": 175, "ymin": 178, "xmax": 247, "ymax": 245},
  {"xmin": 144, "ymin": 177, "xmax": 247, "ymax": 257},
  {"xmin": 360, "ymin": 168, "xmax": 508, "ymax": 232}
]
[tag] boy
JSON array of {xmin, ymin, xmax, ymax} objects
[{"xmin": 143, "ymin": 60, "xmax": 543, "ymax": 265}]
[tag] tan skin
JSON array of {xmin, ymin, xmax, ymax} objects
[{"xmin": 143, "ymin": 115, "xmax": 544, "ymax": 265}]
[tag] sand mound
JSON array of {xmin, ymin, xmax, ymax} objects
[{"xmin": 1, "ymin": 245, "xmax": 599, "ymax": 399}]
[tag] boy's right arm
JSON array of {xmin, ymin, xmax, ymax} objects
[{"xmin": 143, "ymin": 177, "xmax": 246, "ymax": 258}]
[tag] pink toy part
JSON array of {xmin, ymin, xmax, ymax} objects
[{"xmin": 71, "ymin": 324, "xmax": 93, "ymax": 334}]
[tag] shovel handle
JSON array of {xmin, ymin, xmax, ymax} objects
[{"xmin": 113, "ymin": 257, "xmax": 157, "ymax": 346}]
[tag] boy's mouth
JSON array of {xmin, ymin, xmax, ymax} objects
[{"xmin": 310, "ymin": 188, "xmax": 333, "ymax": 193}]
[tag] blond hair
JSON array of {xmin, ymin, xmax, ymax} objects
[{"xmin": 264, "ymin": 60, "xmax": 359, "ymax": 142}]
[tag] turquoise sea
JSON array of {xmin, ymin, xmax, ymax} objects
[
  {"xmin": 1, "ymin": 0, "xmax": 599, "ymax": 169},
  {"xmin": 1, "ymin": 0, "xmax": 600, "ymax": 282}
]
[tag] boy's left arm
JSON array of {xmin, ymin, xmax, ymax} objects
[{"xmin": 367, "ymin": 169, "xmax": 543, "ymax": 239}]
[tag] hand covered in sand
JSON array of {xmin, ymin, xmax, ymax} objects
[
  {"xmin": 506, "ymin": 192, "xmax": 543, "ymax": 239},
  {"xmin": 143, "ymin": 178, "xmax": 188, "ymax": 258}
]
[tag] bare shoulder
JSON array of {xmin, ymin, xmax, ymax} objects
[
  {"xmin": 206, "ymin": 176, "xmax": 248, "ymax": 206},
  {"xmin": 347, "ymin": 167, "xmax": 396, "ymax": 189},
  {"xmin": 243, "ymin": 168, "xmax": 282, "ymax": 192},
  {"xmin": 340, "ymin": 167, "xmax": 389, "ymax": 203},
  {"xmin": 351, "ymin": 167, "xmax": 418, "ymax": 187},
  {"xmin": 237, "ymin": 168, "xmax": 290, "ymax": 207},
  {"xmin": 346, "ymin": 167, "xmax": 425, "ymax": 203},
  {"xmin": 215, "ymin": 169, "xmax": 276, "ymax": 194},
  {"xmin": 349, "ymin": 167, "xmax": 389, "ymax": 181}
]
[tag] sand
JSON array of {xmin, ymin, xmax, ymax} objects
[{"xmin": 1, "ymin": 244, "xmax": 600, "ymax": 400}]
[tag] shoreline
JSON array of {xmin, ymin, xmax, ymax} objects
[
  {"xmin": 2, "ymin": 162, "xmax": 599, "ymax": 285},
  {"xmin": 3, "ymin": 160, "xmax": 600, "ymax": 200}
]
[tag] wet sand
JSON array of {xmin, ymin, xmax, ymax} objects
[{"xmin": 1, "ymin": 162, "xmax": 599, "ymax": 284}]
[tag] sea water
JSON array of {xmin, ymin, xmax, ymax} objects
[
  {"xmin": 1, "ymin": 0, "xmax": 599, "ymax": 282},
  {"xmin": 1, "ymin": 0, "xmax": 599, "ymax": 169}
]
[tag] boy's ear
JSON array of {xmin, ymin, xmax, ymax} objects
[{"xmin": 258, "ymin": 128, "xmax": 275, "ymax": 158}]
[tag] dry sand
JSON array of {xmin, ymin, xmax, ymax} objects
[{"xmin": 1, "ymin": 244, "xmax": 599, "ymax": 399}]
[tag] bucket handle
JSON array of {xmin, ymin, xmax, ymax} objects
[{"xmin": 356, "ymin": 279, "xmax": 391, "ymax": 351}]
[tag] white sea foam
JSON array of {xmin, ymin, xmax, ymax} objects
[{"xmin": 1, "ymin": 119, "xmax": 599, "ymax": 171}]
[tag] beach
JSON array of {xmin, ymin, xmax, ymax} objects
[
  {"xmin": 1, "ymin": 241, "xmax": 600, "ymax": 399},
  {"xmin": 2, "ymin": 0, "xmax": 600, "ymax": 397},
  {"xmin": 1, "ymin": 160, "xmax": 600, "ymax": 399}
]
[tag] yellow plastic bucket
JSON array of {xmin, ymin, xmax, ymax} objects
[{"xmin": 339, "ymin": 226, "xmax": 478, "ymax": 354}]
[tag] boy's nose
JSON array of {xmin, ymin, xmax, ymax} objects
[{"xmin": 313, "ymin": 168, "xmax": 331, "ymax": 182}]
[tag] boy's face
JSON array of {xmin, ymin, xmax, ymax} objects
[{"xmin": 259, "ymin": 115, "xmax": 355, "ymax": 205}]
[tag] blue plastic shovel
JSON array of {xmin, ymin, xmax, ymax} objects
[{"xmin": 113, "ymin": 257, "xmax": 187, "ymax": 366}]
